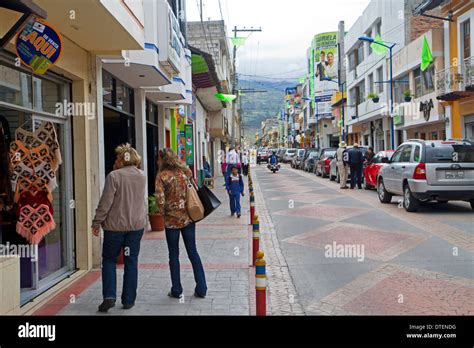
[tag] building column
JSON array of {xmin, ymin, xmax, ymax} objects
[{"xmin": 134, "ymin": 88, "xmax": 147, "ymax": 176}]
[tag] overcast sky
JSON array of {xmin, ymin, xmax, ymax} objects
[{"xmin": 186, "ymin": 0, "xmax": 371, "ymax": 81}]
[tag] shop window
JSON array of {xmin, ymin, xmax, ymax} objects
[
  {"xmin": 0, "ymin": 65, "xmax": 32, "ymax": 108},
  {"xmin": 431, "ymin": 131, "xmax": 439, "ymax": 140},
  {"xmin": 102, "ymin": 71, "xmax": 114, "ymax": 107},
  {"xmin": 116, "ymin": 81, "xmax": 134, "ymax": 114},
  {"xmin": 33, "ymin": 77, "xmax": 63, "ymax": 114}
]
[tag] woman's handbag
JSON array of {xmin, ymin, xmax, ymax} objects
[
  {"xmin": 186, "ymin": 177, "xmax": 205, "ymax": 222},
  {"xmin": 197, "ymin": 185, "xmax": 221, "ymax": 218}
]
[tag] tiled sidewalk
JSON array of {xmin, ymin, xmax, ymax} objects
[{"xmin": 33, "ymin": 175, "xmax": 253, "ymax": 316}]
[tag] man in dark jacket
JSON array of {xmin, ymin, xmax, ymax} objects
[{"xmin": 348, "ymin": 143, "xmax": 364, "ymax": 189}]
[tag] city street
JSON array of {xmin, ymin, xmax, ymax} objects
[{"xmin": 253, "ymin": 164, "xmax": 474, "ymax": 315}]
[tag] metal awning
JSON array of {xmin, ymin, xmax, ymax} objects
[
  {"xmin": 0, "ymin": 0, "xmax": 47, "ymax": 48},
  {"xmin": 413, "ymin": 0, "xmax": 452, "ymax": 21}
]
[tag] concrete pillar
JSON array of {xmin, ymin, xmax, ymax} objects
[{"xmin": 134, "ymin": 88, "xmax": 147, "ymax": 176}]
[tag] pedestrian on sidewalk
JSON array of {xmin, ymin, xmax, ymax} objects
[
  {"xmin": 226, "ymin": 146, "xmax": 240, "ymax": 178},
  {"xmin": 242, "ymin": 150, "xmax": 249, "ymax": 176},
  {"xmin": 92, "ymin": 143, "xmax": 147, "ymax": 313},
  {"xmin": 155, "ymin": 148, "xmax": 207, "ymax": 299},
  {"xmin": 336, "ymin": 141, "xmax": 349, "ymax": 189},
  {"xmin": 226, "ymin": 165, "xmax": 245, "ymax": 218},
  {"xmin": 348, "ymin": 143, "xmax": 364, "ymax": 189}
]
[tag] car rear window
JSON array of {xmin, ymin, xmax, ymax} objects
[
  {"xmin": 324, "ymin": 151, "xmax": 336, "ymax": 157},
  {"xmin": 287, "ymin": 149, "xmax": 297, "ymax": 154},
  {"xmin": 425, "ymin": 144, "xmax": 474, "ymax": 163},
  {"xmin": 298, "ymin": 150, "xmax": 305, "ymax": 156}
]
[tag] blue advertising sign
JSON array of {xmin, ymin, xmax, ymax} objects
[{"xmin": 16, "ymin": 17, "xmax": 62, "ymax": 75}]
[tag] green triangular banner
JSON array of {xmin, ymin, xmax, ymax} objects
[
  {"xmin": 371, "ymin": 34, "xmax": 388, "ymax": 55},
  {"xmin": 421, "ymin": 35, "xmax": 433, "ymax": 72},
  {"xmin": 231, "ymin": 37, "xmax": 246, "ymax": 47},
  {"xmin": 215, "ymin": 93, "xmax": 237, "ymax": 102}
]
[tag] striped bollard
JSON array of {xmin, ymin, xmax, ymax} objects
[
  {"xmin": 255, "ymin": 250, "xmax": 267, "ymax": 316},
  {"xmin": 252, "ymin": 215, "xmax": 260, "ymax": 266},
  {"xmin": 250, "ymin": 192, "xmax": 255, "ymax": 226}
]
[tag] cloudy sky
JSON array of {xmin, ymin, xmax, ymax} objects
[{"xmin": 186, "ymin": 0, "xmax": 371, "ymax": 80}]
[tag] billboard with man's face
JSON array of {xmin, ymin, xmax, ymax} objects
[{"xmin": 310, "ymin": 32, "xmax": 339, "ymax": 118}]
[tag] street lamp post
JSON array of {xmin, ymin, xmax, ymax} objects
[{"xmin": 358, "ymin": 36, "xmax": 396, "ymax": 150}]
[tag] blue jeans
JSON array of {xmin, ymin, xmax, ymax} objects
[
  {"xmin": 102, "ymin": 229, "xmax": 144, "ymax": 305},
  {"xmin": 350, "ymin": 164, "xmax": 363, "ymax": 188},
  {"xmin": 229, "ymin": 193, "xmax": 241, "ymax": 215},
  {"xmin": 165, "ymin": 222, "xmax": 207, "ymax": 297}
]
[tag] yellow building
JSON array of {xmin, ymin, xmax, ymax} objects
[{"xmin": 436, "ymin": 0, "xmax": 474, "ymax": 140}]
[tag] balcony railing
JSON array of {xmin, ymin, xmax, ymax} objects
[
  {"xmin": 435, "ymin": 60, "xmax": 474, "ymax": 100},
  {"xmin": 463, "ymin": 56, "xmax": 474, "ymax": 91}
]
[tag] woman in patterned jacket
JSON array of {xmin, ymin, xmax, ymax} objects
[{"xmin": 155, "ymin": 148, "xmax": 207, "ymax": 299}]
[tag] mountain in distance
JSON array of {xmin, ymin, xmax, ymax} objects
[{"xmin": 238, "ymin": 77, "xmax": 297, "ymax": 140}]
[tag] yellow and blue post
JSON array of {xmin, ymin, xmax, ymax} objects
[{"xmin": 255, "ymin": 250, "xmax": 267, "ymax": 316}]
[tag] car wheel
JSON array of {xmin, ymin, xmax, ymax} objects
[
  {"xmin": 403, "ymin": 184, "xmax": 420, "ymax": 212},
  {"xmin": 329, "ymin": 172, "xmax": 336, "ymax": 181},
  {"xmin": 377, "ymin": 179, "xmax": 392, "ymax": 204}
]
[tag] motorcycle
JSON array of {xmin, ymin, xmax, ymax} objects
[{"xmin": 267, "ymin": 163, "xmax": 280, "ymax": 173}]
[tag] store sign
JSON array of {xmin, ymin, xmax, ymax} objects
[
  {"xmin": 185, "ymin": 124, "xmax": 194, "ymax": 165},
  {"xmin": 420, "ymin": 99, "xmax": 434, "ymax": 121},
  {"xmin": 16, "ymin": 17, "xmax": 62, "ymax": 74},
  {"xmin": 168, "ymin": 9, "xmax": 183, "ymax": 72}
]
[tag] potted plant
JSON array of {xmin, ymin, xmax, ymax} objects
[
  {"xmin": 368, "ymin": 92, "xmax": 380, "ymax": 103},
  {"xmin": 403, "ymin": 89, "xmax": 413, "ymax": 102},
  {"xmin": 148, "ymin": 195, "xmax": 165, "ymax": 232}
]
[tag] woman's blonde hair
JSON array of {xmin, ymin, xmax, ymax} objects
[
  {"xmin": 115, "ymin": 143, "xmax": 141, "ymax": 168},
  {"xmin": 158, "ymin": 148, "xmax": 188, "ymax": 173}
]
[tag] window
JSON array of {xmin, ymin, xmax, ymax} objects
[
  {"xmin": 0, "ymin": 64, "xmax": 32, "ymax": 108},
  {"xmin": 413, "ymin": 146, "xmax": 421, "ymax": 162},
  {"xmin": 377, "ymin": 67, "xmax": 384, "ymax": 93},
  {"xmin": 102, "ymin": 70, "xmax": 114, "ymax": 106},
  {"xmin": 376, "ymin": 21, "xmax": 382, "ymax": 37},
  {"xmin": 461, "ymin": 19, "xmax": 471, "ymax": 61},
  {"xmin": 368, "ymin": 73, "xmax": 374, "ymax": 94},
  {"xmin": 349, "ymin": 51, "xmax": 357, "ymax": 71},
  {"xmin": 394, "ymin": 74, "xmax": 409, "ymax": 103},
  {"xmin": 400, "ymin": 145, "xmax": 412, "ymax": 162},
  {"xmin": 367, "ymin": 30, "xmax": 373, "ymax": 56},
  {"xmin": 357, "ymin": 44, "xmax": 364, "ymax": 66},
  {"xmin": 358, "ymin": 81, "xmax": 365, "ymax": 104},
  {"xmin": 391, "ymin": 146, "xmax": 404, "ymax": 162},
  {"xmin": 414, "ymin": 67, "xmax": 435, "ymax": 98}
]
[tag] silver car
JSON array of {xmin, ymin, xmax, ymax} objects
[
  {"xmin": 377, "ymin": 139, "xmax": 474, "ymax": 212},
  {"xmin": 283, "ymin": 149, "xmax": 298, "ymax": 163}
]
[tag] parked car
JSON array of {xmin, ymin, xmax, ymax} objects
[
  {"xmin": 303, "ymin": 150, "xmax": 319, "ymax": 172},
  {"xmin": 277, "ymin": 148, "xmax": 287, "ymax": 162},
  {"xmin": 257, "ymin": 148, "xmax": 269, "ymax": 164},
  {"xmin": 362, "ymin": 150, "xmax": 395, "ymax": 189},
  {"xmin": 314, "ymin": 148, "xmax": 337, "ymax": 178},
  {"xmin": 377, "ymin": 139, "xmax": 474, "ymax": 212},
  {"xmin": 291, "ymin": 149, "xmax": 306, "ymax": 169},
  {"xmin": 283, "ymin": 148, "xmax": 298, "ymax": 163},
  {"xmin": 329, "ymin": 146, "xmax": 369, "ymax": 182}
]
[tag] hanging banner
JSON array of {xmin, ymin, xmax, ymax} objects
[
  {"xmin": 312, "ymin": 31, "xmax": 339, "ymax": 118},
  {"xmin": 16, "ymin": 17, "xmax": 63, "ymax": 75},
  {"xmin": 185, "ymin": 124, "xmax": 194, "ymax": 166}
]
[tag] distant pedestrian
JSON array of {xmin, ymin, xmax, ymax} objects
[
  {"xmin": 365, "ymin": 147, "xmax": 375, "ymax": 164},
  {"xmin": 336, "ymin": 141, "xmax": 349, "ymax": 189},
  {"xmin": 92, "ymin": 143, "xmax": 147, "ymax": 313},
  {"xmin": 226, "ymin": 165, "xmax": 244, "ymax": 218},
  {"xmin": 155, "ymin": 148, "xmax": 207, "ymax": 299},
  {"xmin": 226, "ymin": 146, "xmax": 240, "ymax": 178},
  {"xmin": 348, "ymin": 143, "xmax": 364, "ymax": 189},
  {"xmin": 242, "ymin": 151, "xmax": 249, "ymax": 176},
  {"xmin": 203, "ymin": 156, "xmax": 212, "ymax": 178}
]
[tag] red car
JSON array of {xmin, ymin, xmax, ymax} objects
[
  {"xmin": 363, "ymin": 150, "xmax": 395, "ymax": 189},
  {"xmin": 314, "ymin": 148, "xmax": 337, "ymax": 178}
]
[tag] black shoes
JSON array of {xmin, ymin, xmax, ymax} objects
[
  {"xmin": 168, "ymin": 291, "xmax": 182, "ymax": 299},
  {"xmin": 237, "ymin": 213, "xmax": 241, "ymax": 218},
  {"xmin": 194, "ymin": 292, "xmax": 206, "ymax": 299},
  {"xmin": 98, "ymin": 299, "xmax": 116, "ymax": 312},
  {"xmin": 123, "ymin": 303, "xmax": 135, "ymax": 310}
]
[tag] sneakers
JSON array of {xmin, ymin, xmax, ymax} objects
[
  {"xmin": 123, "ymin": 303, "xmax": 135, "ymax": 310},
  {"xmin": 237, "ymin": 213, "xmax": 241, "ymax": 218},
  {"xmin": 168, "ymin": 291, "xmax": 183, "ymax": 299},
  {"xmin": 98, "ymin": 299, "xmax": 116, "ymax": 312},
  {"xmin": 194, "ymin": 292, "xmax": 206, "ymax": 299}
]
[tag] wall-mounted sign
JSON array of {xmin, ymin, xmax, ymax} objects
[
  {"xmin": 16, "ymin": 17, "xmax": 62, "ymax": 75},
  {"xmin": 420, "ymin": 99, "xmax": 434, "ymax": 121},
  {"xmin": 185, "ymin": 124, "xmax": 194, "ymax": 165}
]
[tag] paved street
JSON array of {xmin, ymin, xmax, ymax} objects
[
  {"xmin": 32, "ymin": 176, "xmax": 254, "ymax": 316},
  {"xmin": 253, "ymin": 164, "xmax": 474, "ymax": 315}
]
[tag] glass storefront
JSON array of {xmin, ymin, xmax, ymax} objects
[
  {"xmin": 0, "ymin": 54, "xmax": 75, "ymax": 305},
  {"xmin": 146, "ymin": 99, "xmax": 159, "ymax": 195}
]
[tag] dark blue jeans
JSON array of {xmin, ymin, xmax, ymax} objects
[
  {"xmin": 229, "ymin": 193, "xmax": 241, "ymax": 215},
  {"xmin": 165, "ymin": 222, "xmax": 207, "ymax": 297},
  {"xmin": 350, "ymin": 164, "xmax": 363, "ymax": 188},
  {"xmin": 102, "ymin": 229, "xmax": 144, "ymax": 305}
]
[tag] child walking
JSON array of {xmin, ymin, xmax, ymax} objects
[{"xmin": 226, "ymin": 165, "xmax": 244, "ymax": 218}]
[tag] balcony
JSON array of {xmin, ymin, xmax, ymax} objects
[
  {"xmin": 436, "ymin": 64, "xmax": 470, "ymax": 101},
  {"xmin": 464, "ymin": 56, "xmax": 474, "ymax": 92}
]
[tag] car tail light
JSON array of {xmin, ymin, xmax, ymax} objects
[{"xmin": 413, "ymin": 163, "xmax": 426, "ymax": 180}]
